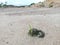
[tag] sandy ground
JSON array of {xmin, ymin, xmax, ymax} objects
[
  {"xmin": 0, "ymin": 7, "xmax": 60, "ymax": 15},
  {"xmin": 0, "ymin": 8, "xmax": 60, "ymax": 45}
]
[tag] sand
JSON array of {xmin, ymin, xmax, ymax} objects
[{"xmin": 0, "ymin": 8, "xmax": 60, "ymax": 45}]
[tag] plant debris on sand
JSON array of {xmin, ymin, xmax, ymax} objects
[{"xmin": 28, "ymin": 28, "xmax": 45, "ymax": 38}]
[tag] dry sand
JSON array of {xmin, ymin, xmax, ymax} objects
[{"xmin": 0, "ymin": 8, "xmax": 60, "ymax": 45}]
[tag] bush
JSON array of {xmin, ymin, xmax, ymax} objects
[
  {"xmin": 49, "ymin": 2, "xmax": 54, "ymax": 8},
  {"xmin": 39, "ymin": 2, "xmax": 45, "ymax": 7},
  {"xmin": 0, "ymin": 3, "xmax": 3, "ymax": 8},
  {"xmin": 30, "ymin": 3, "xmax": 35, "ymax": 5},
  {"xmin": 49, "ymin": 4, "xmax": 53, "ymax": 8}
]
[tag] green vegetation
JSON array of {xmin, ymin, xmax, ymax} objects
[
  {"xmin": 0, "ymin": 3, "xmax": 3, "ymax": 7},
  {"xmin": 28, "ymin": 24, "xmax": 33, "ymax": 36},
  {"xmin": 3, "ymin": 2, "xmax": 8, "ymax": 8},
  {"xmin": 30, "ymin": 3, "xmax": 35, "ymax": 5},
  {"xmin": 0, "ymin": 2, "xmax": 26, "ymax": 8},
  {"xmin": 0, "ymin": 2, "xmax": 7, "ymax": 8}
]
